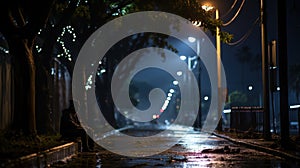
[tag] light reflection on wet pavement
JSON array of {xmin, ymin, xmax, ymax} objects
[{"xmin": 51, "ymin": 125, "xmax": 300, "ymax": 168}]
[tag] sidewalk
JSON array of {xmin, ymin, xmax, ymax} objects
[
  {"xmin": 97, "ymin": 124, "xmax": 300, "ymax": 161},
  {"xmin": 6, "ymin": 125, "xmax": 299, "ymax": 167},
  {"xmin": 1, "ymin": 142, "xmax": 78, "ymax": 168},
  {"xmin": 50, "ymin": 125, "xmax": 300, "ymax": 167},
  {"xmin": 213, "ymin": 131, "xmax": 300, "ymax": 161}
]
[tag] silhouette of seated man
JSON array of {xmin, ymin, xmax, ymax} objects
[{"xmin": 60, "ymin": 100, "xmax": 94, "ymax": 152}]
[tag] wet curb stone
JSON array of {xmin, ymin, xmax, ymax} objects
[
  {"xmin": 212, "ymin": 132, "xmax": 300, "ymax": 161},
  {"xmin": 1, "ymin": 142, "xmax": 78, "ymax": 168}
]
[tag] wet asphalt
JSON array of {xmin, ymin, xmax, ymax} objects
[{"xmin": 50, "ymin": 125, "xmax": 300, "ymax": 168}]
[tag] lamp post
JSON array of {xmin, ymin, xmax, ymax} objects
[
  {"xmin": 277, "ymin": 0, "xmax": 290, "ymax": 147},
  {"xmin": 202, "ymin": 5, "xmax": 223, "ymax": 131},
  {"xmin": 260, "ymin": 0, "xmax": 271, "ymax": 140}
]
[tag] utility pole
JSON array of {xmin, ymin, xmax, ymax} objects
[
  {"xmin": 216, "ymin": 9, "xmax": 223, "ymax": 131},
  {"xmin": 278, "ymin": 0, "xmax": 290, "ymax": 148},
  {"xmin": 201, "ymin": 5, "xmax": 222, "ymax": 131},
  {"xmin": 260, "ymin": 0, "xmax": 271, "ymax": 140}
]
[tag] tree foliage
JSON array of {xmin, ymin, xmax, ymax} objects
[
  {"xmin": 0, "ymin": 0, "xmax": 55, "ymax": 134},
  {"xmin": 226, "ymin": 91, "xmax": 248, "ymax": 107},
  {"xmin": 0, "ymin": 0, "xmax": 233, "ymax": 134}
]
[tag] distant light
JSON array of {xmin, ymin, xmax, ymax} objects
[
  {"xmin": 204, "ymin": 96, "xmax": 209, "ymax": 101},
  {"xmin": 180, "ymin": 55, "xmax": 187, "ymax": 61},
  {"xmin": 160, "ymin": 109, "xmax": 164, "ymax": 113},
  {"xmin": 290, "ymin": 104, "xmax": 300, "ymax": 109},
  {"xmin": 85, "ymin": 85, "xmax": 91, "ymax": 90},
  {"xmin": 169, "ymin": 89, "xmax": 175, "ymax": 93},
  {"xmin": 153, "ymin": 115, "xmax": 157, "ymax": 119},
  {"xmin": 51, "ymin": 68, "xmax": 55, "ymax": 75},
  {"xmin": 188, "ymin": 37, "xmax": 196, "ymax": 43},
  {"xmin": 192, "ymin": 21, "xmax": 202, "ymax": 27},
  {"xmin": 248, "ymin": 85, "xmax": 253, "ymax": 91},
  {"xmin": 167, "ymin": 97, "xmax": 171, "ymax": 101},
  {"xmin": 168, "ymin": 93, "xmax": 172, "ymax": 97},
  {"xmin": 173, "ymin": 80, "xmax": 179, "ymax": 85},
  {"xmin": 100, "ymin": 69, "xmax": 106, "ymax": 74},
  {"xmin": 176, "ymin": 71, "xmax": 183, "ymax": 76},
  {"xmin": 223, "ymin": 109, "xmax": 231, "ymax": 113},
  {"xmin": 277, "ymin": 87, "xmax": 280, "ymax": 91}
]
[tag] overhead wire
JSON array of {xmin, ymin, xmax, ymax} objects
[
  {"xmin": 227, "ymin": 16, "xmax": 260, "ymax": 46},
  {"xmin": 222, "ymin": 0, "xmax": 245, "ymax": 27},
  {"xmin": 220, "ymin": 0, "xmax": 238, "ymax": 19}
]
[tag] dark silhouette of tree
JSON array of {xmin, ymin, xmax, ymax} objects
[
  {"xmin": 0, "ymin": 0, "xmax": 233, "ymax": 135},
  {"xmin": 250, "ymin": 53, "xmax": 262, "ymax": 72},
  {"xmin": 39, "ymin": 0, "xmax": 233, "ymax": 130},
  {"xmin": 226, "ymin": 90, "xmax": 248, "ymax": 108},
  {"xmin": 0, "ymin": 0, "xmax": 55, "ymax": 135},
  {"xmin": 234, "ymin": 46, "xmax": 254, "ymax": 91}
]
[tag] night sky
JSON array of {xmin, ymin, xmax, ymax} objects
[
  {"xmin": 128, "ymin": 0, "xmax": 300, "ymax": 107},
  {"xmin": 212, "ymin": 0, "xmax": 300, "ymax": 105}
]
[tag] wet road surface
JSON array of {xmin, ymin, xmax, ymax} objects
[{"xmin": 50, "ymin": 125, "xmax": 300, "ymax": 168}]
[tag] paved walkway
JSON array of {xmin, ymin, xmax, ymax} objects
[
  {"xmin": 213, "ymin": 131, "xmax": 300, "ymax": 161},
  {"xmin": 50, "ymin": 125, "xmax": 300, "ymax": 167}
]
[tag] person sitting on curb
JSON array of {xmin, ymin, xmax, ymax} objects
[{"xmin": 60, "ymin": 100, "xmax": 95, "ymax": 152}]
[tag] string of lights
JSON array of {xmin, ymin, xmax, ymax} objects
[
  {"xmin": 0, "ymin": 46, "xmax": 9, "ymax": 54},
  {"xmin": 56, "ymin": 25, "xmax": 77, "ymax": 61},
  {"xmin": 0, "ymin": 34, "xmax": 9, "ymax": 54}
]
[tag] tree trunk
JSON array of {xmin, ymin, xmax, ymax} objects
[
  {"xmin": 35, "ymin": 60, "xmax": 52, "ymax": 134},
  {"xmin": 8, "ymin": 38, "xmax": 36, "ymax": 135},
  {"xmin": 0, "ymin": 0, "xmax": 54, "ymax": 135}
]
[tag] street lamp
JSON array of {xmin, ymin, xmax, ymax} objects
[
  {"xmin": 260, "ymin": 0, "xmax": 271, "ymax": 140},
  {"xmin": 201, "ymin": 5, "xmax": 221, "ymax": 93},
  {"xmin": 201, "ymin": 5, "xmax": 214, "ymax": 11},
  {"xmin": 201, "ymin": 4, "xmax": 223, "ymax": 130},
  {"xmin": 248, "ymin": 85, "xmax": 253, "ymax": 91}
]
